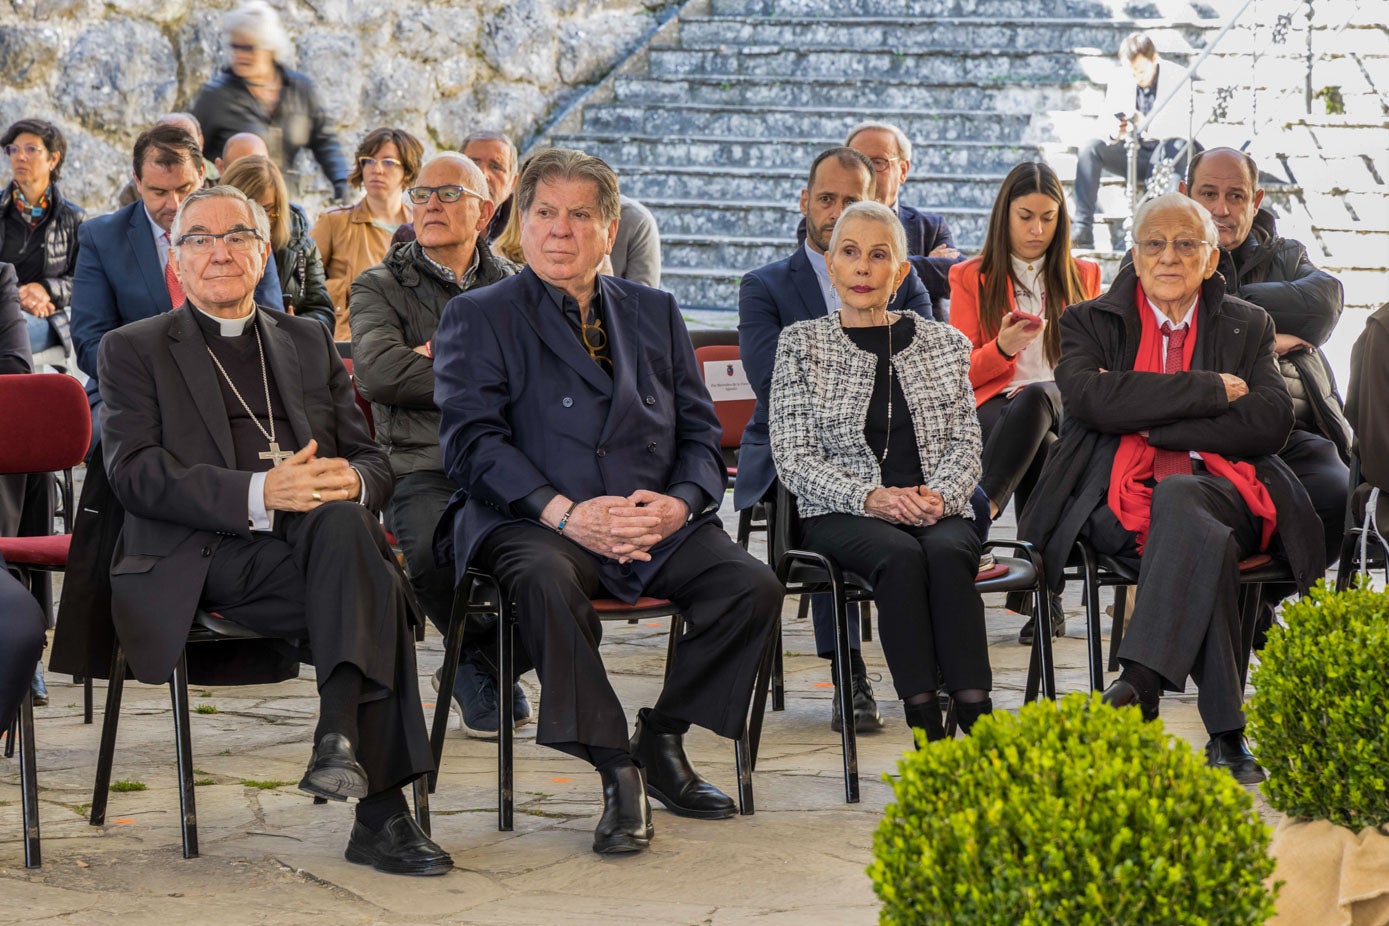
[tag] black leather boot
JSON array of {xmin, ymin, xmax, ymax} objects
[
  {"xmin": 629, "ymin": 708, "xmax": 736, "ymax": 819},
  {"xmin": 593, "ymin": 764, "xmax": 653, "ymax": 854}
]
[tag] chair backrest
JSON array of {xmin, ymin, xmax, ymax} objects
[
  {"xmin": 0, "ymin": 373, "xmax": 91, "ymax": 475},
  {"xmin": 772, "ymin": 482, "xmax": 802, "ymax": 564},
  {"xmin": 688, "ymin": 328, "xmax": 738, "ymax": 350},
  {"xmin": 693, "ymin": 344, "xmax": 756, "ymax": 452}
]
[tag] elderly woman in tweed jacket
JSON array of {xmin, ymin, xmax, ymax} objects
[{"xmin": 769, "ymin": 201, "xmax": 992, "ymax": 743}]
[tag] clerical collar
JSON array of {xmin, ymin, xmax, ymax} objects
[{"xmin": 190, "ymin": 301, "xmax": 257, "ymax": 336}]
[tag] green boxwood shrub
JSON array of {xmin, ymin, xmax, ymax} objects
[
  {"xmin": 1247, "ymin": 579, "xmax": 1389, "ymax": 831},
  {"xmin": 869, "ymin": 693, "xmax": 1276, "ymax": 926}
]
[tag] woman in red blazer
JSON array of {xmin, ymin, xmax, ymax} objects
[{"xmin": 949, "ymin": 162, "xmax": 1101, "ymax": 642}]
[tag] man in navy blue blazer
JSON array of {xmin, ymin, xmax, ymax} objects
[
  {"xmin": 71, "ymin": 123, "xmax": 283, "ymax": 419},
  {"xmin": 434, "ymin": 149, "xmax": 781, "ymax": 856},
  {"xmin": 797, "ymin": 122, "xmax": 963, "ymax": 311}
]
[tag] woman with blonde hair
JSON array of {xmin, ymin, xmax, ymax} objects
[{"xmin": 221, "ymin": 155, "xmax": 334, "ymax": 330}]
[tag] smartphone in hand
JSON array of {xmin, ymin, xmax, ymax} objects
[{"xmin": 1008, "ymin": 309, "xmax": 1044, "ymax": 330}]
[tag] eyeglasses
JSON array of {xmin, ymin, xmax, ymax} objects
[
  {"xmin": 405, "ymin": 184, "xmax": 486, "ymax": 205},
  {"xmin": 1137, "ymin": 237, "xmax": 1209, "ymax": 258},
  {"xmin": 580, "ymin": 318, "xmax": 612, "ymax": 371},
  {"xmin": 228, "ymin": 42, "xmax": 257, "ymax": 53},
  {"xmin": 868, "ymin": 156, "xmax": 902, "ymax": 172},
  {"xmin": 4, "ymin": 144, "xmax": 45, "ymax": 159},
  {"xmin": 358, "ymin": 157, "xmax": 403, "ymax": 172},
  {"xmin": 175, "ymin": 229, "xmax": 264, "ymax": 254}
]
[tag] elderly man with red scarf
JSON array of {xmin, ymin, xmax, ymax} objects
[{"xmin": 1018, "ymin": 192, "xmax": 1324, "ymax": 784}]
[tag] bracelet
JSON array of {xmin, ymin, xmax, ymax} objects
[
  {"xmin": 555, "ymin": 500, "xmax": 579, "ymax": 534},
  {"xmin": 995, "ymin": 340, "xmax": 1015, "ymax": 360}
]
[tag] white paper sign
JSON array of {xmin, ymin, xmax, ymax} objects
[{"xmin": 703, "ymin": 359, "xmax": 755, "ymax": 401}]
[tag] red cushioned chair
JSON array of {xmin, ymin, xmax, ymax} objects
[
  {"xmin": 429, "ymin": 569, "xmax": 769, "ymax": 831},
  {"xmin": 0, "ymin": 373, "xmax": 92, "ymax": 869}
]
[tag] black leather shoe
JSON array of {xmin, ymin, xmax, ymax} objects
[
  {"xmin": 629, "ymin": 710, "xmax": 736, "ymax": 819},
  {"xmin": 299, "ymin": 732, "xmax": 369, "ymax": 801},
  {"xmin": 830, "ymin": 673, "xmax": 885, "ymax": 733},
  {"xmin": 1205, "ymin": 731, "xmax": 1267, "ymax": 785},
  {"xmin": 1018, "ymin": 593, "xmax": 1066, "ymax": 645},
  {"xmin": 1100, "ymin": 679, "xmax": 1160, "ymax": 722},
  {"xmin": 593, "ymin": 764, "xmax": 653, "ymax": 854},
  {"xmin": 345, "ymin": 811, "xmax": 453, "ymax": 876}
]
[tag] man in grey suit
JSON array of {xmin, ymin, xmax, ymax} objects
[{"xmin": 97, "ymin": 185, "xmax": 450, "ymax": 875}]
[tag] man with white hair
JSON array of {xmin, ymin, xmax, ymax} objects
[
  {"xmin": 96, "ymin": 184, "xmax": 449, "ymax": 875},
  {"xmin": 350, "ymin": 153, "xmax": 523, "ymax": 738},
  {"xmin": 191, "ymin": 0, "xmax": 350, "ymax": 201},
  {"xmin": 1018, "ymin": 192, "xmax": 1324, "ymax": 784},
  {"xmin": 797, "ymin": 121, "xmax": 963, "ymax": 307}
]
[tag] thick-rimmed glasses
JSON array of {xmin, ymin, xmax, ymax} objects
[
  {"xmin": 175, "ymin": 229, "xmax": 264, "ymax": 254},
  {"xmin": 1136, "ymin": 237, "xmax": 1209, "ymax": 258},
  {"xmin": 405, "ymin": 184, "xmax": 486, "ymax": 205},
  {"xmin": 581, "ymin": 317, "xmax": 612, "ymax": 371}
]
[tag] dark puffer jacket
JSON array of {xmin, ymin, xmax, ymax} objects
[
  {"xmin": 1217, "ymin": 208, "xmax": 1351, "ymax": 462},
  {"xmin": 191, "ymin": 65, "xmax": 350, "ymax": 201},
  {"xmin": 0, "ymin": 182, "xmax": 84, "ymax": 309},
  {"xmin": 349, "ymin": 239, "xmax": 517, "ymax": 476},
  {"xmin": 277, "ymin": 204, "xmax": 334, "ymax": 330}
]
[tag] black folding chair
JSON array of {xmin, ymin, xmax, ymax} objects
[
  {"xmin": 766, "ymin": 485, "xmax": 1054, "ymax": 803},
  {"xmin": 90, "ymin": 611, "xmax": 431, "ymax": 857},
  {"xmin": 429, "ymin": 570, "xmax": 766, "ymax": 831}
]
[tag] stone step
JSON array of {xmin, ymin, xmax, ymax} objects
[
  {"xmin": 664, "ymin": 269, "xmax": 759, "ymax": 310},
  {"xmin": 647, "ymin": 46, "xmax": 1109, "ymax": 81},
  {"xmin": 620, "ymin": 165, "xmax": 1011, "ymax": 207},
  {"xmin": 663, "ymin": 234, "xmax": 794, "ymax": 271},
  {"xmin": 673, "ymin": 16, "xmax": 1214, "ymax": 52},
  {"xmin": 551, "ymin": 132, "xmax": 1045, "ymax": 173},
  {"xmin": 582, "ymin": 102, "xmax": 1039, "ymax": 143},
  {"xmin": 708, "ymin": 0, "xmax": 1178, "ymax": 18},
  {"xmin": 612, "ymin": 74, "xmax": 1094, "ymax": 112}
]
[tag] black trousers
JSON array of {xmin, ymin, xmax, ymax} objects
[
  {"xmin": 200, "ymin": 501, "xmax": 433, "ymax": 793},
  {"xmin": 800, "ymin": 513, "xmax": 989, "ymax": 700},
  {"xmin": 977, "ymin": 382, "xmax": 1061, "ymax": 519},
  {"xmin": 1281, "ymin": 428, "xmax": 1349, "ymax": 562},
  {"xmin": 1086, "ymin": 474, "xmax": 1259, "ymax": 735},
  {"xmin": 1073, "ymin": 136, "xmax": 1193, "ymax": 225},
  {"xmin": 476, "ymin": 521, "xmax": 782, "ymax": 752},
  {"xmin": 0, "ymin": 562, "xmax": 46, "ymax": 730}
]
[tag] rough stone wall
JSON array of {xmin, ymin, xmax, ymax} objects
[{"xmin": 0, "ymin": 0, "xmax": 676, "ymax": 214}]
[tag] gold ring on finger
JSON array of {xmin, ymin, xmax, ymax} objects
[{"xmin": 312, "ymin": 490, "xmax": 322, "ymax": 502}]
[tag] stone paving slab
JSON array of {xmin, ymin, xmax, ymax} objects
[{"xmin": 1, "ymin": 507, "xmax": 1282, "ymax": 924}]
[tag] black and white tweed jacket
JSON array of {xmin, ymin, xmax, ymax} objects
[{"xmin": 769, "ymin": 313, "xmax": 982, "ymax": 520}]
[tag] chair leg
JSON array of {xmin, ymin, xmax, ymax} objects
[
  {"xmin": 90, "ymin": 646, "xmax": 127, "ymax": 826},
  {"xmin": 736, "ymin": 507, "xmax": 753, "ymax": 550},
  {"xmin": 770, "ymin": 621, "xmax": 785, "ymax": 712},
  {"xmin": 796, "ymin": 595, "xmax": 809, "ymax": 622},
  {"xmin": 428, "ymin": 607, "xmax": 467, "ymax": 794},
  {"xmin": 497, "ymin": 602, "xmax": 515, "ymax": 833},
  {"xmin": 746, "ymin": 621, "xmax": 779, "ymax": 772},
  {"xmin": 169, "ymin": 652, "xmax": 199, "ymax": 859},
  {"xmin": 734, "ymin": 729, "xmax": 755, "ymax": 815},
  {"xmin": 19, "ymin": 688, "xmax": 41, "ymax": 868},
  {"xmin": 831, "ymin": 588, "xmax": 858, "ymax": 804},
  {"xmin": 1335, "ymin": 530, "xmax": 1359, "ymax": 592},
  {"xmin": 412, "ymin": 776, "xmax": 431, "ymax": 836},
  {"xmin": 859, "ymin": 601, "xmax": 872, "ymax": 642},
  {"xmin": 1107, "ymin": 586, "xmax": 1132, "ymax": 673},
  {"xmin": 83, "ymin": 675, "xmax": 93, "ymax": 724},
  {"xmin": 942, "ymin": 696, "xmax": 958, "ymax": 738},
  {"xmin": 1030, "ymin": 578, "xmax": 1057, "ymax": 701},
  {"xmin": 1237, "ymin": 583, "xmax": 1262, "ymax": 688},
  {"xmin": 663, "ymin": 613, "xmax": 682, "ymax": 684},
  {"xmin": 1079, "ymin": 548, "xmax": 1105, "ymax": 691}
]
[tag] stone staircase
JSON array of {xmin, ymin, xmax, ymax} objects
[{"xmin": 538, "ymin": 0, "xmax": 1387, "ymax": 332}]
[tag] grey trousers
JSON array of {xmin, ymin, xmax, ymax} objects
[{"xmin": 1086, "ymin": 473, "xmax": 1260, "ymax": 735}]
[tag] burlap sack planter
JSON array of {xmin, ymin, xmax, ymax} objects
[{"xmin": 1269, "ymin": 818, "xmax": 1389, "ymax": 926}]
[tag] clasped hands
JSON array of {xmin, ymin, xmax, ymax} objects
[
  {"xmin": 262, "ymin": 439, "xmax": 361, "ymax": 512},
  {"xmin": 864, "ymin": 485, "xmax": 945, "ymax": 526},
  {"xmin": 18, "ymin": 282, "xmax": 54, "ymax": 318},
  {"xmin": 543, "ymin": 489, "xmax": 689, "ymax": 564}
]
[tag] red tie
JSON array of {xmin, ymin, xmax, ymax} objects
[
  {"xmin": 164, "ymin": 233, "xmax": 184, "ymax": 308},
  {"xmin": 1152, "ymin": 321, "xmax": 1193, "ymax": 481}
]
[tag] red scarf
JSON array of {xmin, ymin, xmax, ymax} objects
[{"xmin": 1106, "ymin": 282, "xmax": 1277, "ymax": 552}]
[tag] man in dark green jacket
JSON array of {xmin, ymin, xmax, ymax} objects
[{"xmin": 350, "ymin": 153, "xmax": 520, "ymax": 737}]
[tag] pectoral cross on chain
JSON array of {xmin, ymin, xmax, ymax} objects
[{"xmin": 259, "ymin": 442, "xmax": 294, "ymax": 466}]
